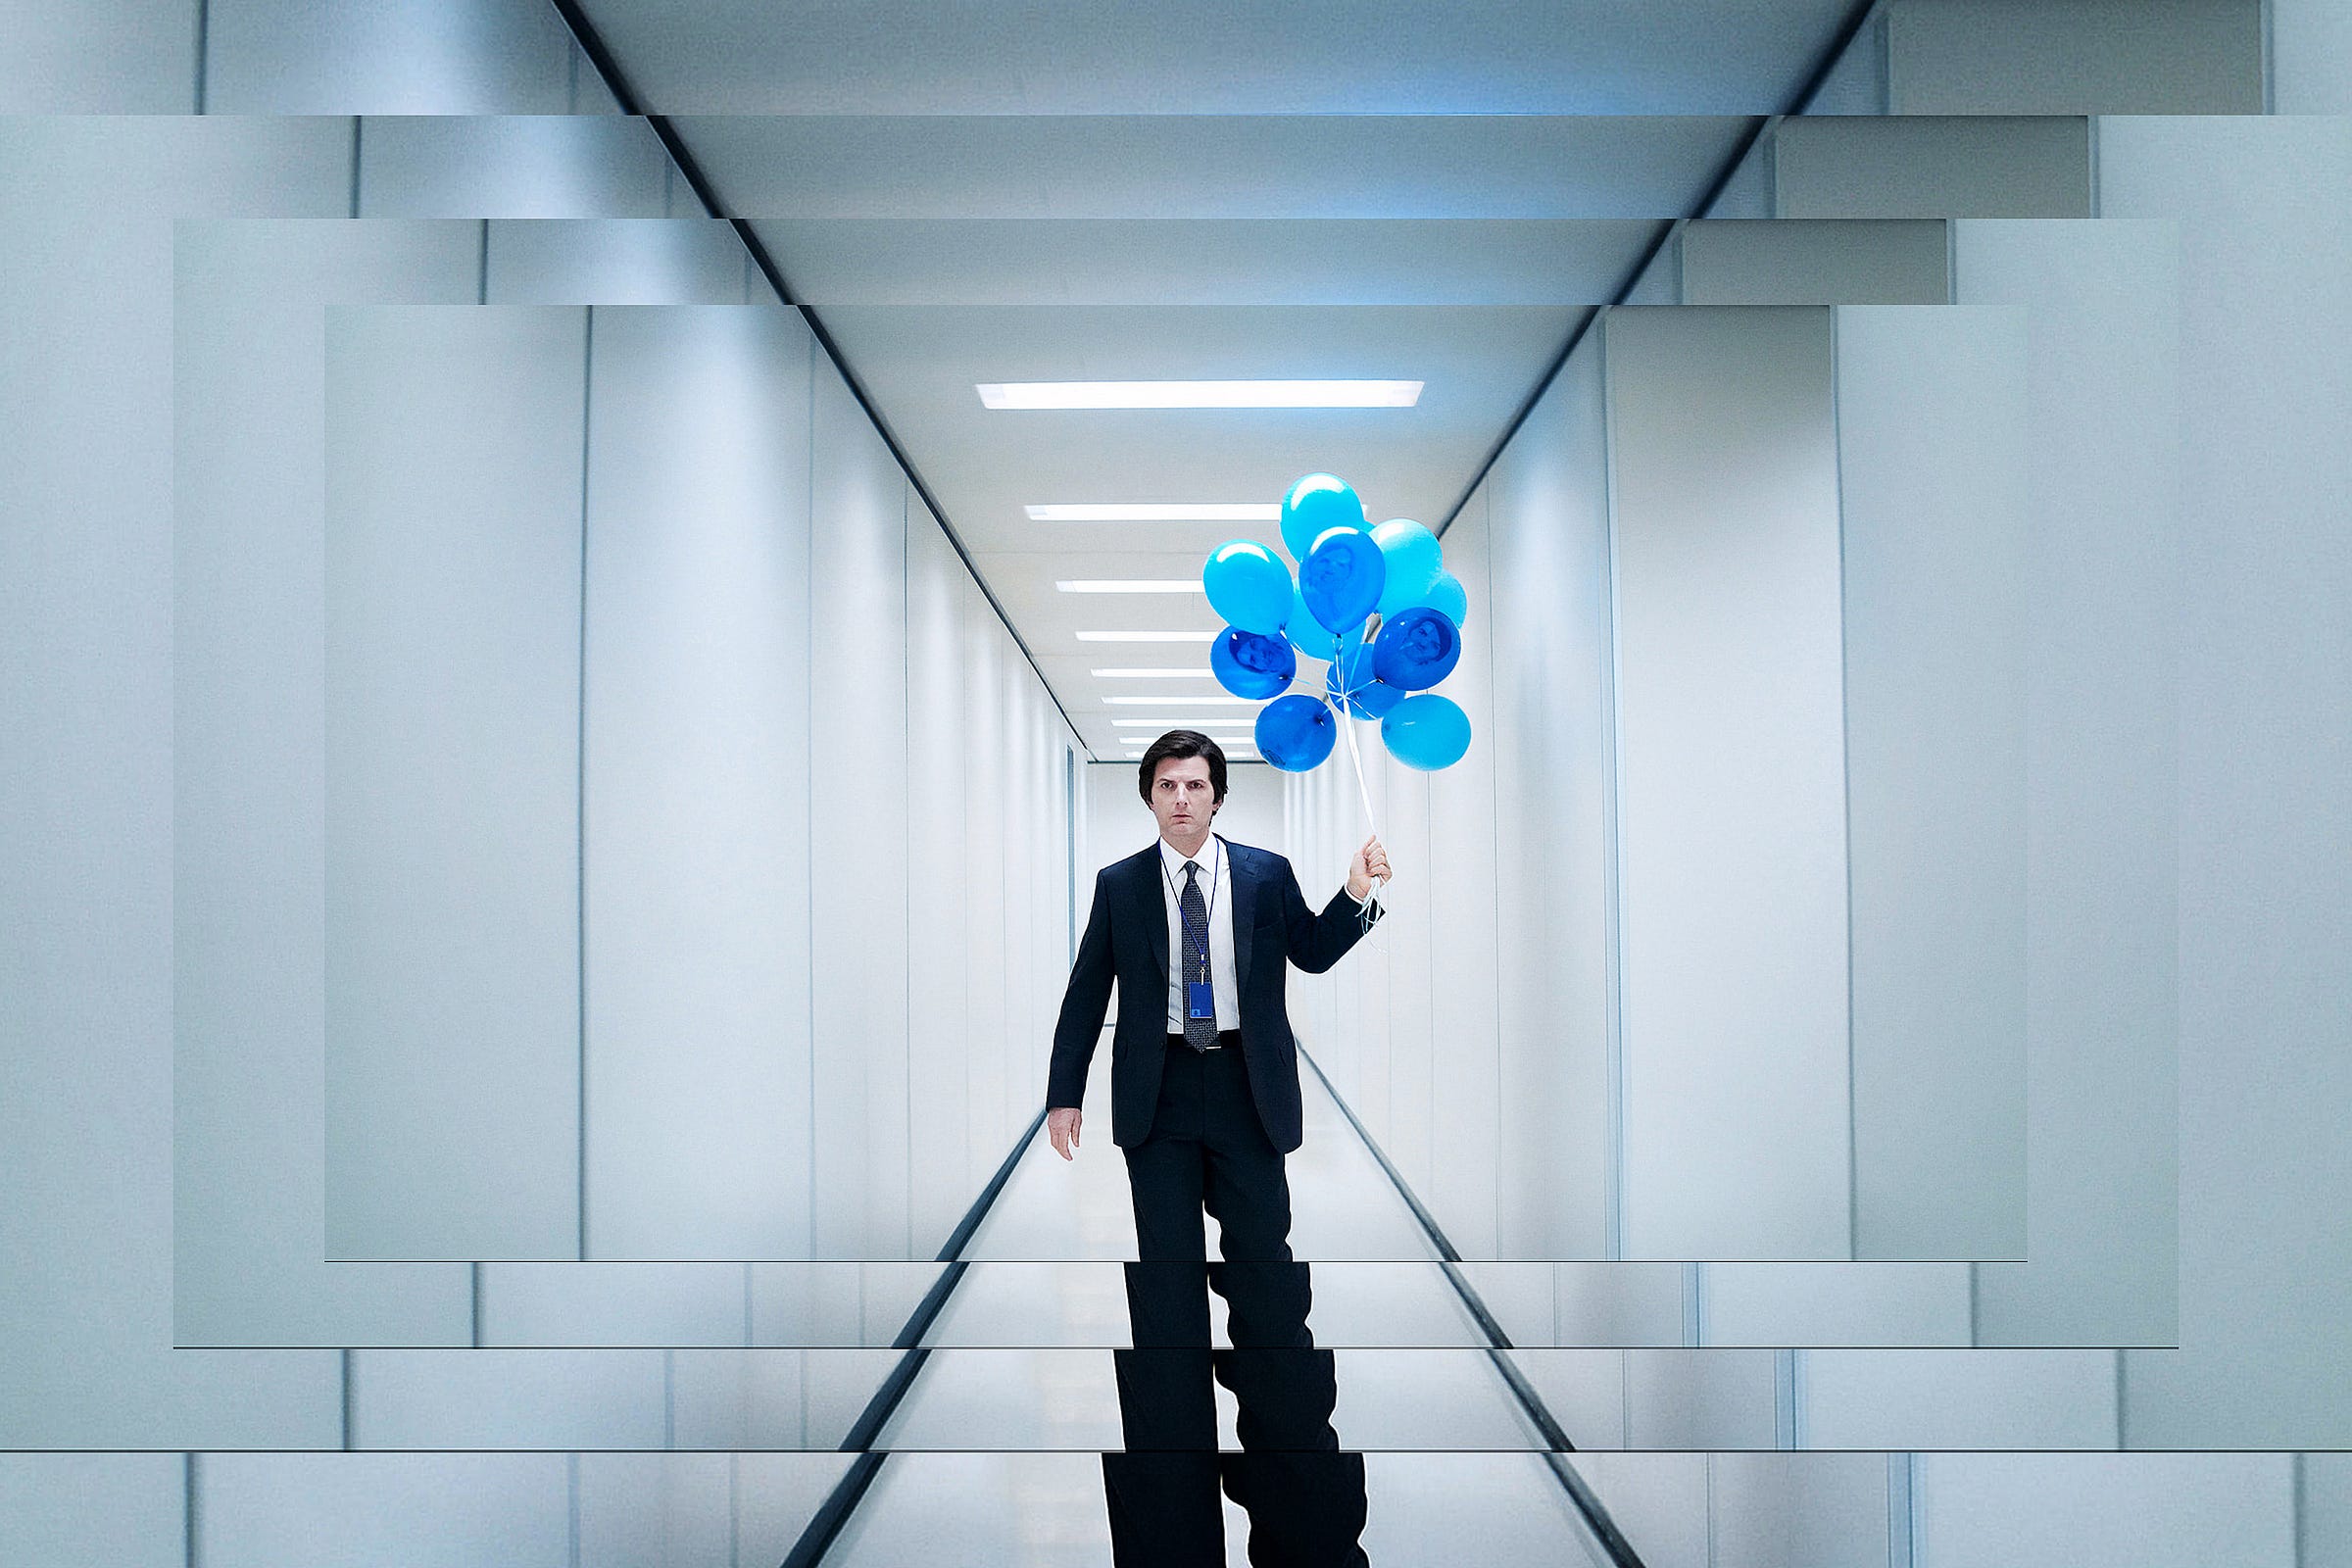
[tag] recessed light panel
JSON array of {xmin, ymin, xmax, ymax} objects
[
  {"xmin": 1055, "ymin": 580, "xmax": 1205, "ymax": 594},
  {"xmin": 1075, "ymin": 630, "xmax": 1220, "ymax": 643},
  {"xmin": 979, "ymin": 380, "xmax": 1422, "ymax": 410},
  {"xmin": 1027, "ymin": 504, "xmax": 1282, "ymax": 522},
  {"xmin": 1103, "ymin": 695, "xmax": 1259, "ymax": 706},
  {"xmin": 1092, "ymin": 668, "xmax": 1216, "ymax": 678}
]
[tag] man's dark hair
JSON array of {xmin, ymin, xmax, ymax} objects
[{"xmin": 1137, "ymin": 730, "xmax": 1228, "ymax": 806}]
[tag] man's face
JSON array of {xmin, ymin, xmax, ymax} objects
[{"xmin": 1150, "ymin": 756, "xmax": 1219, "ymax": 843}]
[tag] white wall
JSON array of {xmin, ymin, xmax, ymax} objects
[
  {"xmin": 1605, "ymin": 305, "xmax": 1853, "ymax": 1261},
  {"xmin": 1949, "ymin": 218, "xmax": 2181, "ymax": 1348},
  {"xmin": 304, "ymin": 294, "xmax": 1084, "ymax": 1266},
  {"xmin": 1486, "ymin": 333, "xmax": 1614, "ymax": 1259},
  {"xmin": 581, "ymin": 305, "xmax": 816, "ymax": 1260},
  {"xmin": 1835, "ymin": 301, "xmax": 2031, "ymax": 1261},
  {"xmin": 172, "ymin": 220, "xmax": 763, "ymax": 1353},
  {"xmin": 1920, "ymin": 1452, "xmax": 2295, "ymax": 1568},
  {"xmin": 1419, "ymin": 483, "xmax": 1504, "ymax": 1256},
  {"xmin": 2273, "ymin": 0, "xmax": 2352, "ymax": 110},
  {"xmin": 323, "ymin": 305, "xmax": 589, "ymax": 1262},
  {"xmin": 808, "ymin": 353, "xmax": 914, "ymax": 1259},
  {"xmin": 173, "ymin": 219, "xmax": 487, "ymax": 1352},
  {"xmin": 7, "ymin": 118, "xmax": 1081, "ymax": 1491},
  {"xmin": 3, "ymin": 117, "xmax": 359, "ymax": 1449},
  {"xmin": 2095, "ymin": 114, "xmax": 2352, "ymax": 1445}
]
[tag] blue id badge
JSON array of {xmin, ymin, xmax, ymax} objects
[{"xmin": 1187, "ymin": 981, "xmax": 1215, "ymax": 1019}]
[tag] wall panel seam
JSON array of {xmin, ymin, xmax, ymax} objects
[
  {"xmin": 1598, "ymin": 321, "xmax": 1629, "ymax": 1262},
  {"xmin": 806, "ymin": 335, "xmax": 817, "ymax": 1259},
  {"xmin": 2260, "ymin": 0, "xmax": 2276, "ymax": 114},
  {"xmin": 183, "ymin": 1449, "xmax": 199, "ymax": 1568},
  {"xmin": 2293, "ymin": 1449, "xmax": 2308, "ymax": 1568},
  {"xmin": 2113, "ymin": 1347, "xmax": 2128, "ymax": 1448},
  {"xmin": 1834, "ymin": 302, "xmax": 1862, "ymax": 1264},
  {"xmin": 192, "ymin": 0, "xmax": 208, "ymax": 114},
  {"xmin": 576, "ymin": 305, "xmax": 594, "ymax": 1262}
]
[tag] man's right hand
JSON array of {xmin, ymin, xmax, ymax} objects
[{"xmin": 1046, "ymin": 1106, "xmax": 1082, "ymax": 1160}]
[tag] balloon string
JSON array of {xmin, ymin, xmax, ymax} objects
[
  {"xmin": 1339, "ymin": 697, "xmax": 1379, "ymax": 838},
  {"xmin": 1334, "ymin": 692, "xmax": 1388, "ymax": 926}
]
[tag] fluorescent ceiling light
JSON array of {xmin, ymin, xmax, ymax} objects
[
  {"xmin": 1075, "ymin": 630, "xmax": 1219, "ymax": 643},
  {"xmin": 1120, "ymin": 734, "xmax": 1253, "ymax": 744},
  {"xmin": 979, "ymin": 380, "xmax": 1423, "ymax": 411},
  {"xmin": 1122, "ymin": 738, "xmax": 1258, "ymax": 750},
  {"xmin": 1111, "ymin": 718, "xmax": 1259, "ymax": 728},
  {"xmin": 1027, "ymin": 503, "xmax": 1282, "ymax": 523},
  {"xmin": 1092, "ymin": 667, "xmax": 1215, "ymax": 678},
  {"xmin": 1104, "ymin": 695, "xmax": 1259, "ymax": 706},
  {"xmin": 1055, "ymin": 580, "xmax": 1205, "ymax": 595}
]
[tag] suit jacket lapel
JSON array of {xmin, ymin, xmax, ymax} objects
[
  {"xmin": 1225, "ymin": 837, "xmax": 1256, "ymax": 992},
  {"xmin": 1136, "ymin": 848, "xmax": 1170, "ymax": 983}
]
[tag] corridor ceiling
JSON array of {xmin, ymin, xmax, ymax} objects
[{"xmin": 568, "ymin": 0, "xmax": 1867, "ymax": 759}]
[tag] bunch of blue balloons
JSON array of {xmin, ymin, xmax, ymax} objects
[{"xmin": 1200, "ymin": 472, "xmax": 1473, "ymax": 773}]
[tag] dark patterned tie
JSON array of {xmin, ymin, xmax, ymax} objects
[{"xmin": 1181, "ymin": 859, "xmax": 1217, "ymax": 1051}]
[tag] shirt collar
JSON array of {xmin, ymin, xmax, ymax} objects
[{"xmin": 1157, "ymin": 833, "xmax": 1223, "ymax": 884}]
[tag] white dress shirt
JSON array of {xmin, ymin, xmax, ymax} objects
[{"xmin": 1159, "ymin": 834, "xmax": 1240, "ymax": 1032}]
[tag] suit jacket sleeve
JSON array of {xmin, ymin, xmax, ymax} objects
[
  {"xmin": 1276, "ymin": 854, "xmax": 1382, "ymax": 975},
  {"xmin": 1046, "ymin": 867, "xmax": 1116, "ymax": 1109}
]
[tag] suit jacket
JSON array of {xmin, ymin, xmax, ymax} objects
[{"xmin": 1046, "ymin": 836, "xmax": 1381, "ymax": 1154}]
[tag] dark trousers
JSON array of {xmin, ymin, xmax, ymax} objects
[{"xmin": 1102, "ymin": 1037, "xmax": 1369, "ymax": 1568}]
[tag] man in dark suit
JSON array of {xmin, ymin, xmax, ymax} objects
[{"xmin": 1047, "ymin": 729, "xmax": 1389, "ymax": 1567}]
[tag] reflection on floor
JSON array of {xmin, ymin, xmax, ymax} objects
[
  {"xmin": 827, "ymin": 1044, "xmax": 1597, "ymax": 1562},
  {"xmin": 827, "ymin": 1450, "xmax": 1607, "ymax": 1568}
]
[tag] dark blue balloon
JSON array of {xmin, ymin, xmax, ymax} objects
[
  {"xmin": 1301, "ymin": 526, "xmax": 1386, "ymax": 634},
  {"xmin": 1325, "ymin": 661, "xmax": 1404, "ymax": 718},
  {"xmin": 1372, "ymin": 607, "xmax": 1462, "ymax": 691},
  {"xmin": 1210, "ymin": 626, "xmax": 1296, "ymax": 700},
  {"xmin": 1255, "ymin": 694, "xmax": 1338, "ymax": 772}
]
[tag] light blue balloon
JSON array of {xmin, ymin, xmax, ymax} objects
[
  {"xmin": 1201, "ymin": 539, "xmax": 1292, "ymax": 635},
  {"xmin": 1404, "ymin": 569, "xmax": 1468, "ymax": 629},
  {"xmin": 1302, "ymin": 525, "xmax": 1386, "ymax": 634},
  {"xmin": 1210, "ymin": 626, "xmax": 1295, "ymax": 701},
  {"xmin": 1280, "ymin": 473, "xmax": 1364, "ymax": 562},
  {"xmin": 1256, "ymin": 693, "xmax": 1338, "ymax": 772},
  {"xmin": 1370, "ymin": 518, "xmax": 1444, "ymax": 617},
  {"xmin": 1381, "ymin": 693, "xmax": 1472, "ymax": 771}
]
